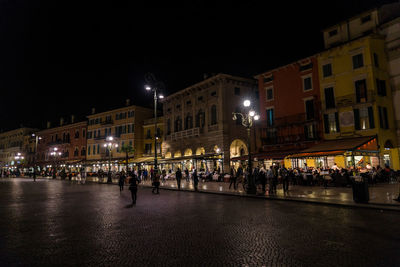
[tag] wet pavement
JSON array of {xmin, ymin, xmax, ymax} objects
[{"xmin": 1, "ymin": 178, "xmax": 400, "ymax": 266}]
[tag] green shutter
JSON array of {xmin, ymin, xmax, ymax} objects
[
  {"xmin": 354, "ymin": 109, "xmax": 360, "ymax": 130},
  {"xmin": 368, "ymin": 106, "xmax": 375, "ymax": 129},
  {"xmin": 324, "ymin": 114, "xmax": 330, "ymax": 134}
]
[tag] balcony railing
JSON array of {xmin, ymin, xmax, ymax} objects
[
  {"xmin": 101, "ymin": 119, "xmax": 113, "ymax": 125},
  {"xmin": 268, "ymin": 113, "xmax": 319, "ymax": 128},
  {"xmin": 335, "ymin": 91, "xmax": 376, "ymax": 109},
  {"xmin": 167, "ymin": 127, "xmax": 201, "ymax": 141}
]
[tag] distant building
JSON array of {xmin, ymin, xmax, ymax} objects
[
  {"xmin": 255, "ymin": 56, "xmax": 323, "ymax": 169},
  {"xmin": 161, "ymin": 73, "xmax": 257, "ymax": 173},
  {"xmin": 85, "ymin": 103, "xmax": 152, "ymax": 173}
]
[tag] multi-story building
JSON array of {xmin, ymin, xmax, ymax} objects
[
  {"xmin": 379, "ymin": 16, "xmax": 400, "ymax": 169},
  {"xmin": 0, "ymin": 127, "xmax": 35, "ymax": 171},
  {"xmin": 161, "ymin": 73, "xmax": 257, "ymax": 173},
  {"xmin": 36, "ymin": 116, "xmax": 87, "ymax": 171},
  {"xmin": 85, "ymin": 102, "xmax": 152, "ymax": 173},
  {"xmin": 311, "ymin": 34, "xmax": 398, "ymax": 169},
  {"xmin": 255, "ymin": 56, "xmax": 323, "ymax": 169}
]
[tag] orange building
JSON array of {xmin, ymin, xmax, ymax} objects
[{"xmin": 255, "ymin": 56, "xmax": 323, "ymax": 167}]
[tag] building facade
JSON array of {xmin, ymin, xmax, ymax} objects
[
  {"xmin": 85, "ymin": 104, "xmax": 152, "ymax": 173},
  {"xmin": 36, "ymin": 118, "xmax": 87, "ymax": 171},
  {"xmin": 255, "ymin": 56, "xmax": 323, "ymax": 168},
  {"xmin": 316, "ymin": 34, "xmax": 398, "ymax": 170},
  {"xmin": 0, "ymin": 127, "xmax": 35, "ymax": 171},
  {"xmin": 161, "ymin": 74, "xmax": 257, "ymax": 173}
]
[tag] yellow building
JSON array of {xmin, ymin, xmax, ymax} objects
[
  {"xmin": 314, "ymin": 34, "xmax": 399, "ymax": 170},
  {"xmin": 85, "ymin": 103, "xmax": 152, "ymax": 173},
  {"xmin": 134, "ymin": 117, "xmax": 164, "ymax": 169}
]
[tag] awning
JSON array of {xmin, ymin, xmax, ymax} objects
[
  {"xmin": 231, "ymin": 150, "xmax": 297, "ymax": 161},
  {"xmin": 287, "ymin": 136, "xmax": 378, "ymax": 158}
]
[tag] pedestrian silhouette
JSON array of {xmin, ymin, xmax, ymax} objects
[
  {"xmin": 129, "ymin": 174, "xmax": 139, "ymax": 204},
  {"xmin": 176, "ymin": 168, "xmax": 182, "ymax": 190}
]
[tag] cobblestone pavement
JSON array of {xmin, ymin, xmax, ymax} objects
[{"xmin": 1, "ymin": 178, "xmax": 400, "ymax": 266}]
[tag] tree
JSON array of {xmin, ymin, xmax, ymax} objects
[{"xmin": 120, "ymin": 144, "xmax": 134, "ymax": 173}]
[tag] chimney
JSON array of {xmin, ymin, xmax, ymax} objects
[
  {"xmin": 71, "ymin": 115, "xmax": 75, "ymax": 123},
  {"xmin": 60, "ymin": 117, "xmax": 64, "ymax": 126},
  {"xmin": 91, "ymin": 108, "xmax": 96, "ymax": 114},
  {"xmin": 47, "ymin": 121, "xmax": 51, "ymax": 128},
  {"xmin": 126, "ymin": 99, "xmax": 130, "ymax": 106}
]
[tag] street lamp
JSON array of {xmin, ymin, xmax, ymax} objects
[
  {"xmin": 50, "ymin": 147, "xmax": 62, "ymax": 179},
  {"xmin": 145, "ymin": 73, "xmax": 165, "ymax": 176},
  {"xmin": 32, "ymin": 134, "xmax": 42, "ymax": 175},
  {"xmin": 103, "ymin": 136, "xmax": 118, "ymax": 183},
  {"xmin": 232, "ymin": 99, "xmax": 259, "ymax": 194}
]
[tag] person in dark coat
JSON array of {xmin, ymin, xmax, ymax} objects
[
  {"xmin": 229, "ymin": 167, "xmax": 237, "ymax": 190},
  {"xmin": 119, "ymin": 172, "xmax": 126, "ymax": 192},
  {"xmin": 152, "ymin": 172, "xmax": 160, "ymax": 194},
  {"xmin": 193, "ymin": 169, "xmax": 199, "ymax": 191},
  {"xmin": 258, "ymin": 166, "xmax": 266, "ymax": 194},
  {"xmin": 185, "ymin": 168, "xmax": 190, "ymax": 182},
  {"xmin": 33, "ymin": 170, "xmax": 37, "ymax": 182},
  {"xmin": 68, "ymin": 172, "xmax": 72, "ymax": 181},
  {"xmin": 129, "ymin": 174, "xmax": 139, "ymax": 204},
  {"xmin": 176, "ymin": 168, "xmax": 182, "ymax": 190}
]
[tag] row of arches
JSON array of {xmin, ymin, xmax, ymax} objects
[{"xmin": 163, "ymin": 139, "xmax": 249, "ymax": 159}]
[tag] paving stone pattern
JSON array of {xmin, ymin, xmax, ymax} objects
[{"xmin": 0, "ymin": 178, "xmax": 400, "ymax": 266}]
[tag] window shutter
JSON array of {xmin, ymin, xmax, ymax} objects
[
  {"xmin": 378, "ymin": 106, "xmax": 383, "ymax": 128},
  {"xmin": 354, "ymin": 109, "xmax": 360, "ymax": 130},
  {"xmin": 335, "ymin": 112, "xmax": 340, "ymax": 132},
  {"xmin": 324, "ymin": 114, "xmax": 330, "ymax": 134},
  {"xmin": 368, "ymin": 106, "xmax": 375, "ymax": 129}
]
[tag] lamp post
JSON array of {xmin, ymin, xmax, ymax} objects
[
  {"xmin": 145, "ymin": 73, "xmax": 164, "ymax": 176},
  {"xmin": 103, "ymin": 136, "xmax": 118, "ymax": 183},
  {"xmin": 31, "ymin": 134, "xmax": 42, "ymax": 175},
  {"xmin": 232, "ymin": 99, "xmax": 260, "ymax": 194},
  {"xmin": 50, "ymin": 147, "xmax": 62, "ymax": 179}
]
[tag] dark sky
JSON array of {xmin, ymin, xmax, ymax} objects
[{"xmin": 0, "ymin": 0, "xmax": 397, "ymax": 131}]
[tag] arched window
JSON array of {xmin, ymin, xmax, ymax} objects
[
  {"xmin": 196, "ymin": 110, "xmax": 205, "ymax": 128},
  {"xmin": 167, "ymin": 119, "xmax": 171, "ymax": 135},
  {"xmin": 185, "ymin": 113, "xmax": 193, "ymax": 130},
  {"xmin": 74, "ymin": 147, "xmax": 79, "ymax": 157},
  {"xmin": 211, "ymin": 105, "xmax": 217, "ymax": 125},
  {"xmin": 175, "ymin": 116, "xmax": 182, "ymax": 132},
  {"xmin": 81, "ymin": 147, "xmax": 86, "ymax": 156}
]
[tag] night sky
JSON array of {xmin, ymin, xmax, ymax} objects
[{"xmin": 0, "ymin": 0, "xmax": 397, "ymax": 131}]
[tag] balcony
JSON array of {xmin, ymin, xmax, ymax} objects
[
  {"xmin": 47, "ymin": 139, "xmax": 70, "ymax": 145},
  {"xmin": 101, "ymin": 119, "xmax": 113, "ymax": 125},
  {"xmin": 269, "ymin": 113, "xmax": 319, "ymax": 128},
  {"xmin": 167, "ymin": 127, "xmax": 201, "ymax": 141},
  {"xmin": 335, "ymin": 91, "xmax": 376, "ymax": 109}
]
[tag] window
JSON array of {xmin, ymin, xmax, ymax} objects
[
  {"xmin": 146, "ymin": 129, "xmax": 151, "ymax": 139},
  {"xmin": 196, "ymin": 110, "xmax": 205, "ymax": 128},
  {"xmin": 304, "ymin": 124, "xmax": 315, "ymax": 140},
  {"xmin": 355, "ymin": 79, "xmax": 367, "ymax": 103},
  {"xmin": 299, "ymin": 63, "xmax": 312, "ymax": 71},
  {"xmin": 378, "ymin": 106, "xmax": 389, "ymax": 129},
  {"xmin": 361, "ymin": 14, "xmax": 371, "ymax": 24},
  {"xmin": 324, "ymin": 87, "xmax": 335, "ymax": 109},
  {"xmin": 167, "ymin": 119, "xmax": 171, "ymax": 135},
  {"xmin": 266, "ymin": 108, "xmax": 274, "ymax": 127},
  {"xmin": 324, "ymin": 112, "xmax": 340, "ymax": 134},
  {"xmin": 75, "ymin": 130, "xmax": 79, "ymax": 139},
  {"xmin": 88, "ymin": 146, "xmax": 91, "ymax": 155},
  {"xmin": 186, "ymin": 100, "xmax": 191, "ymax": 105},
  {"xmin": 97, "ymin": 144, "xmax": 100, "ymax": 154},
  {"xmin": 266, "ymin": 87, "xmax": 273, "ymax": 100},
  {"xmin": 145, "ymin": 144, "xmax": 152, "ymax": 154},
  {"xmin": 74, "ymin": 148, "xmax": 79, "ymax": 157},
  {"xmin": 198, "ymin": 96, "xmax": 203, "ymax": 101},
  {"xmin": 176, "ymin": 104, "xmax": 181, "ymax": 109},
  {"xmin": 234, "ymin": 87, "xmax": 240, "ymax": 95},
  {"xmin": 235, "ymin": 107, "xmax": 242, "ymax": 125},
  {"xmin": 211, "ymin": 105, "xmax": 217, "ymax": 125},
  {"xmin": 87, "ymin": 131, "xmax": 92, "ymax": 139},
  {"xmin": 305, "ymin": 99, "xmax": 315, "ymax": 120},
  {"xmin": 128, "ymin": 110, "xmax": 134, "ymax": 117},
  {"xmin": 352, "ymin": 54, "xmax": 364, "ymax": 69},
  {"xmin": 175, "ymin": 116, "xmax": 182, "ymax": 132},
  {"xmin": 303, "ymin": 76, "xmax": 312, "ymax": 91},
  {"xmin": 185, "ymin": 114, "xmax": 193, "ymax": 129},
  {"xmin": 354, "ymin": 107, "xmax": 375, "ymax": 130},
  {"xmin": 211, "ymin": 91, "xmax": 217, "ymax": 97},
  {"xmin": 328, "ymin": 29, "xmax": 338, "ymax": 37},
  {"xmin": 376, "ymin": 79, "xmax": 387, "ymax": 96},
  {"xmin": 263, "ymin": 76, "xmax": 273, "ymax": 83},
  {"xmin": 81, "ymin": 147, "xmax": 86, "ymax": 156},
  {"xmin": 82, "ymin": 129, "xmax": 86, "ymax": 138},
  {"xmin": 373, "ymin": 53, "xmax": 379, "ymax": 67},
  {"xmin": 322, "ymin": 64, "xmax": 332, "ymax": 77},
  {"xmin": 92, "ymin": 144, "xmax": 96, "ymax": 155}
]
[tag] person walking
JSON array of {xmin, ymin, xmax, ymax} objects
[
  {"xmin": 68, "ymin": 171, "xmax": 72, "ymax": 181},
  {"xmin": 193, "ymin": 169, "xmax": 199, "ymax": 191},
  {"xmin": 281, "ymin": 166, "xmax": 289, "ymax": 193},
  {"xmin": 152, "ymin": 171, "xmax": 160, "ymax": 194},
  {"xmin": 259, "ymin": 165, "xmax": 266, "ymax": 194},
  {"xmin": 176, "ymin": 168, "xmax": 182, "ymax": 190},
  {"xmin": 229, "ymin": 167, "xmax": 237, "ymax": 190},
  {"xmin": 129, "ymin": 173, "xmax": 139, "ymax": 204},
  {"xmin": 119, "ymin": 171, "xmax": 126, "ymax": 192},
  {"xmin": 267, "ymin": 166, "xmax": 274, "ymax": 194},
  {"xmin": 76, "ymin": 172, "xmax": 82, "ymax": 184},
  {"xmin": 185, "ymin": 168, "xmax": 190, "ymax": 182},
  {"xmin": 236, "ymin": 165, "xmax": 243, "ymax": 190}
]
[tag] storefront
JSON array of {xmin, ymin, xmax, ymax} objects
[{"xmin": 287, "ymin": 136, "xmax": 379, "ymax": 169}]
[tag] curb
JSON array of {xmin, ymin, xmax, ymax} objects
[{"xmin": 138, "ymin": 184, "xmax": 400, "ymax": 212}]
